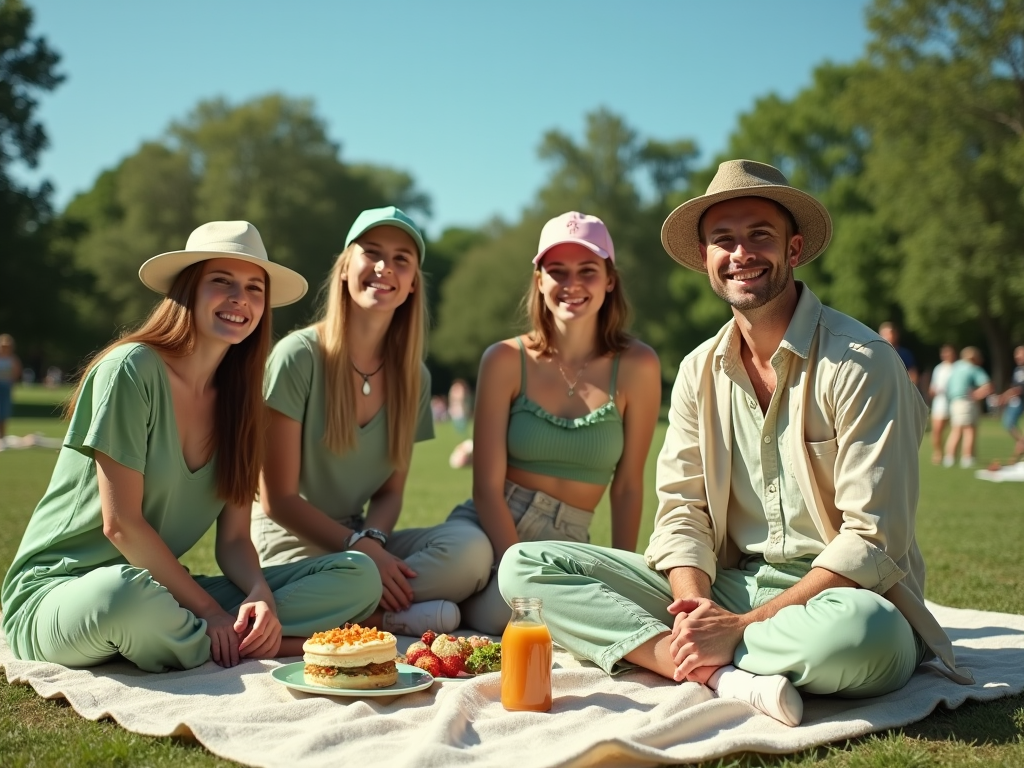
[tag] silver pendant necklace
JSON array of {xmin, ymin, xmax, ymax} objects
[
  {"xmin": 554, "ymin": 354, "xmax": 591, "ymax": 398},
  {"xmin": 351, "ymin": 359, "xmax": 384, "ymax": 396}
]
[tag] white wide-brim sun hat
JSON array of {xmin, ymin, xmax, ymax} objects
[{"xmin": 138, "ymin": 221, "xmax": 308, "ymax": 307}]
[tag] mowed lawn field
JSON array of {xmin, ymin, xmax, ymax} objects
[{"xmin": 1, "ymin": 412, "xmax": 1022, "ymax": 767}]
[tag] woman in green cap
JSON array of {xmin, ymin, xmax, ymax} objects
[
  {"xmin": 253, "ymin": 207, "xmax": 493, "ymax": 637},
  {"xmin": 2, "ymin": 222, "xmax": 382, "ymax": 672}
]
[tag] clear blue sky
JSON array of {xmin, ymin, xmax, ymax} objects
[{"xmin": 21, "ymin": 0, "xmax": 871, "ymax": 235}]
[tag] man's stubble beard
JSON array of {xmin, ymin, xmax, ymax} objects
[{"xmin": 710, "ymin": 258, "xmax": 793, "ymax": 313}]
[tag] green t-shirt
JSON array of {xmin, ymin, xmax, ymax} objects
[
  {"xmin": 252, "ymin": 327, "xmax": 434, "ymax": 565},
  {"xmin": 1, "ymin": 344, "xmax": 225, "ymax": 658},
  {"xmin": 944, "ymin": 359, "xmax": 990, "ymax": 402}
]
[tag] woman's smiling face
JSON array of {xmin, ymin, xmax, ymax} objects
[
  {"xmin": 193, "ymin": 258, "xmax": 267, "ymax": 346},
  {"xmin": 344, "ymin": 225, "xmax": 419, "ymax": 312},
  {"xmin": 536, "ymin": 243, "xmax": 613, "ymax": 323}
]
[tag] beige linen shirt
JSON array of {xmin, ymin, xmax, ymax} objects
[{"xmin": 645, "ymin": 284, "xmax": 972, "ymax": 683}]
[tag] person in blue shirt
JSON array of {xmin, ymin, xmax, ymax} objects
[
  {"xmin": 996, "ymin": 345, "xmax": 1024, "ymax": 463},
  {"xmin": 942, "ymin": 346, "xmax": 993, "ymax": 468},
  {"xmin": 879, "ymin": 322, "xmax": 919, "ymax": 387}
]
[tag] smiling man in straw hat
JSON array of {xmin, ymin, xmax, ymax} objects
[{"xmin": 500, "ymin": 160, "xmax": 972, "ymax": 726}]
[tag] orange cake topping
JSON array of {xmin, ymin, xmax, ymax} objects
[{"xmin": 307, "ymin": 623, "xmax": 392, "ymax": 646}]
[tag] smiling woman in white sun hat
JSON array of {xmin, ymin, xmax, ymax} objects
[
  {"xmin": 2, "ymin": 221, "xmax": 384, "ymax": 673},
  {"xmin": 252, "ymin": 206, "xmax": 494, "ymax": 638}
]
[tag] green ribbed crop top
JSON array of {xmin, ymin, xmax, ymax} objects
[{"xmin": 506, "ymin": 338, "xmax": 624, "ymax": 485}]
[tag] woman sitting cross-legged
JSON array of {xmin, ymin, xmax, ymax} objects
[
  {"xmin": 252, "ymin": 207, "xmax": 493, "ymax": 637},
  {"xmin": 1, "ymin": 222, "xmax": 382, "ymax": 672},
  {"xmin": 451, "ymin": 211, "xmax": 662, "ymax": 634}
]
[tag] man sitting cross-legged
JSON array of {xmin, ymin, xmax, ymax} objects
[{"xmin": 498, "ymin": 160, "xmax": 972, "ymax": 726}]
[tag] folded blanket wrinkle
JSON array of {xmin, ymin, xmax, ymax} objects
[{"xmin": 2, "ymin": 602, "xmax": 1022, "ymax": 768}]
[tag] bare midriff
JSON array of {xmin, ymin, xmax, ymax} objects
[{"xmin": 505, "ymin": 466, "xmax": 605, "ymax": 512}]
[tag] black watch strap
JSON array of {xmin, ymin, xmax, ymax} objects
[{"xmin": 363, "ymin": 528, "xmax": 388, "ymax": 547}]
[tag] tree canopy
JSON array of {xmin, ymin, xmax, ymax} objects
[
  {"xmin": 60, "ymin": 94, "xmax": 431, "ymax": 350},
  {"xmin": 0, "ymin": 0, "xmax": 72, "ymax": 370},
  {"xmin": 4, "ymin": 0, "xmax": 1023, "ymax": 388}
]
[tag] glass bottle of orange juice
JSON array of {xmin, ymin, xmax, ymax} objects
[{"xmin": 501, "ymin": 597, "xmax": 552, "ymax": 712}]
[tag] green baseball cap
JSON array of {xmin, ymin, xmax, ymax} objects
[{"xmin": 344, "ymin": 206, "xmax": 426, "ymax": 264}]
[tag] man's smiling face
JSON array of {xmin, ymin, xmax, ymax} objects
[{"xmin": 699, "ymin": 197, "xmax": 803, "ymax": 312}]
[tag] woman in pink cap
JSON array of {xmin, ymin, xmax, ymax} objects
[{"xmin": 448, "ymin": 211, "xmax": 662, "ymax": 633}]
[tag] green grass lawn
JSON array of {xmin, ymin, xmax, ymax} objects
[
  {"xmin": 1, "ymin": 417, "xmax": 1022, "ymax": 767},
  {"xmin": 11, "ymin": 384, "xmax": 75, "ymax": 406}
]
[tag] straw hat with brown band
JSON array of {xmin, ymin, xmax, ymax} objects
[{"xmin": 661, "ymin": 159, "xmax": 833, "ymax": 272}]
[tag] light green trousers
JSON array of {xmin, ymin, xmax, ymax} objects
[
  {"xmin": 254, "ymin": 512, "xmax": 494, "ymax": 605},
  {"xmin": 25, "ymin": 552, "xmax": 381, "ymax": 673},
  {"xmin": 499, "ymin": 542, "xmax": 925, "ymax": 698},
  {"xmin": 448, "ymin": 481, "xmax": 593, "ymax": 635}
]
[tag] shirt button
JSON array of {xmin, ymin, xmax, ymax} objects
[
  {"xmin": 763, "ymin": 436, "xmax": 772, "ymax": 444},
  {"xmin": 748, "ymin": 398, "xmax": 757, "ymax": 409},
  {"xmin": 768, "ymin": 483, "xmax": 777, "ymax": 493}
]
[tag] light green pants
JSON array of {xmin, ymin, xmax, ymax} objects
[
  {"xmin": 253, "ymin": 511, "xmax": 493, "ymax": 605},
  {"xmin": 448, "ymin": 481, "xmax": 593, "ymax": 634},
  {"xmin": 499, "ymin": 542, "xmax": 926, "ymax": 698},
  {"xmin": 24, "ymin": 552, "xmax": 381, "ymax": 673}
]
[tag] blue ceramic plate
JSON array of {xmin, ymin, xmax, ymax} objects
[{"xmin": 271, "ymin": 661, "xmax": 434, "ymax": 697}]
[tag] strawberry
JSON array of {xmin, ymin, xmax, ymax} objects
[
  {"xmin": 406, "ymin": 646, "xmax": 431, "ymax": 666},
  {"xmin": 421, "ymin": 630, "xmax": 437, "ymax": 647},
  {"xmin": 413, "ymin": 652, "xmax": 442, "ymax": 677},
  {"xmin": 440, "ymin": 653, "xmax": 466, "ymax": 678},
  {"xmin": 406, "ymin": 640, "xmax": 428, "ymax": 655}
]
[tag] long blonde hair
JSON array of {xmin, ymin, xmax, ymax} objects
[
  {"xmin": 314, "ymin": 242, "xmax": 426, "ymax": 470},
  {"xmin": 67, "ymin": 262, "xmax": 272, "ymax": 507}
]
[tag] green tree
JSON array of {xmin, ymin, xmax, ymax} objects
[
  {"xmin": 0, "ymin": 0, "xmax": 73, "ymax": 371},
  {"xmin": 61, "ymin": 94, "xmax": 431, "ymax": 350},
  {"xmin": 848, "ymin": 0, "xmax": 1024, "ymax": 385},
  {"xmin": 712, "ymin": 63, "xmax": 903, "ymax": 330},
  {"xmin": 432, "ymin": 109, "xmax": 702, "ymax": 378}
]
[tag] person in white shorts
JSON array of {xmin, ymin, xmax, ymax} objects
[
  {"xmin": 943, "ymin": 347, "xmax": 993, "ymax": 468},
  {"xmin": 928, "ymin": 344, "xmax": 957, "ymax": 464}
]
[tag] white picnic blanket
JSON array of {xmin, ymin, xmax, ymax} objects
[
  {"xmin": 3, "ymin": 602, "xmax": 1023, "ymax": 768},
  {"xmin": 975, "ymin": 462, "xmax": 1024, "ymax": 483}
]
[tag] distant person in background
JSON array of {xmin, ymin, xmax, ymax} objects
[
  {"xmin": 430, "ymin": 394, "xmax": 448, "ymax": 423},
  {"xmin": 44, "ymin": 366, "xmax": 63, "ymax": 387},
  {"xmin": 928, "ymin": 344, "xmax": 957, "ymax": 464},
  {"xmin": 997, "ymin": 345, "xmax": 1024, "ymax": 463},
  {"xmin": 879, "ymin": 322, "xmax": 919, "ymax": 386},
  {"xmin": 943, "ymin": 346, "xmax": 993, "ymax": 468},
  {"xmin": 448, "ymin": 379, "xmax": 472, "ymax": 433},
  {"xmin": 0, "ymin": 334, "xmax": 23, "ymax": 439}
]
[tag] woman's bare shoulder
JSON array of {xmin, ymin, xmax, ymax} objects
[
  {"xmin": 619, "ymin": 339, "xmax": 661, "ymax": 370},
  {"xmin": 481, "ymin": 336, "xmax": 527, "ymax": 367}
]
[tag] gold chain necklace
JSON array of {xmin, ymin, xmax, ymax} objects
[{"xmin": 554, "ymin": 354, "xmax": 592, "ymax": 398}]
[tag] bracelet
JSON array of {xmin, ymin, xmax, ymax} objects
[{"xmin": 345, "ymin": 528, "xmax": 388, "ymax": 550}]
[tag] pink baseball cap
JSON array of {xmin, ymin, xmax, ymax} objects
[{"xmin": 533, "ymin": 211, "xmax": 615, "ymax": 265}]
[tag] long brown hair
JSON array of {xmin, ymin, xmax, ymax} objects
[
  {"xmin": 67, "ymin": 261, "xmax": 272, "ymax": 507},
  {"xmin": 524, "ymin": 257, "xmax": 632, "ymax": 356},
  {"xmin": 314, "ymin": 242, "xmax": 426, "ymax": 470}
]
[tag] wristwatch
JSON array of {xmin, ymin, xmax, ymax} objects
[{"xmin": 345, "ymin": 528, "xmax": 388, "ymax": 550}]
